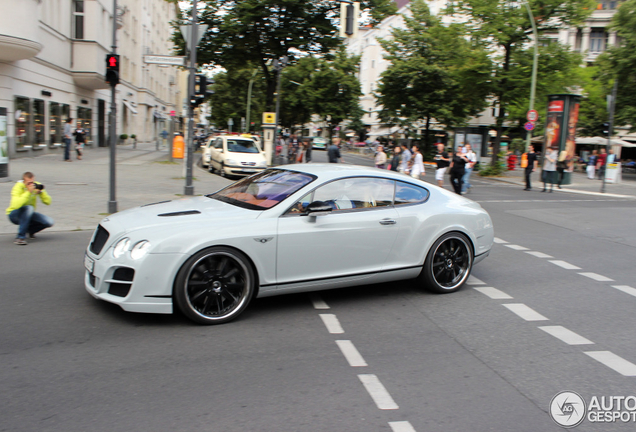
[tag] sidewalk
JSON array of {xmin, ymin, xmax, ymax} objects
[
  {"xmin": 0, "ymin": 142, "xmax": 231, "ymax": 236},
  {"xmin": 486, "ymin": 167, "xmax": 636, "ymax": 199}
]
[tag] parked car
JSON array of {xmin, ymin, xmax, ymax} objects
[
  {"xmin": 311, "ymin": 137, "xmax": 328, "ymax": 150},
  {"xmin": 201, "ymin": 135, "xmax": 267, "ymax": 177},
  {"xmin": 83, "ymin": 164, "xmax": 494, "ymax": 325}
]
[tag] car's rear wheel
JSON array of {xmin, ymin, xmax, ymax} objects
[
  {"xmin": 174, "ymin": 247, "xmax": 255, "ymax": 325},
  {"xmin": 420, "ymin": 232, "xmax": 472, "ymax": 293},
  {"xmin": 219, "ymin": 162, "xmax": 226, "ymax": 177}
]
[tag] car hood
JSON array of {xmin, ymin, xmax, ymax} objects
[{"xmin": 99, "ymin": 196, "xmax": 260, "ymax": 238}]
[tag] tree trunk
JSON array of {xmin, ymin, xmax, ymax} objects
[
  {"xmin": 424, "ymin": 115, "xmax": 431, "ymax": 153},
  {"xmin": 492, "ymin": 43, "xmax": 512, "ymax": 166}
]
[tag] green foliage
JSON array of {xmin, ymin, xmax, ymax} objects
[
  {"xmin": 131, "ymin": 134, "xmax": 136, "ymax": 139},
  {"xmin": 509, "ymin": 138, "xmax": 525, "ymax": 154},
  {"xmin": 119, "ymin": 134, "xmax": 128, "ymax": 140},
  {"xmin": 576, "ymin": 65, "xmax": 610, "ymax": 136},
  {"xmin": 478, "ymin": 152, "xmax": 507, "ymax": 176}
]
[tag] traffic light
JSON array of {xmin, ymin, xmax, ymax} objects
[
  {"xmin": 191, "ymin": 74, "xmax": 212, "ymax": 107},
  {"xmin": 339, "ymin": 1, "xmax": 359, "ymax": 38},
  {"xmin": 601, "ymin": 122, "xmax": 610, "ymax": 136},
  {"xmin": 105, "ymin": 54, "xmax": 120, "ymax": 86}
]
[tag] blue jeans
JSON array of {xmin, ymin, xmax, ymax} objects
[
  {"xmin": 63, "ymin": 138, "xmax": 71, "ymax": 160},
  {"xmin": 462, "ymin": 167, "xmax": 473, "ymax": 192},
  {"xmin": 8, "ymin": 206, "xmax": 54, "ymax": 239}
]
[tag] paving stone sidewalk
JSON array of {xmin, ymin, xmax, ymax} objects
[{"xmin": 1, "ymin": 142, "xmax": 231, "ymax": 237}]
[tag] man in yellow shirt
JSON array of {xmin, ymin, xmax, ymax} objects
[{"xmin": 5, "ymin": 172, "xmax": 54, "ymax": 245}]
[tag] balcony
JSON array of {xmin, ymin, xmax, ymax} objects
[
  {"xmin": 71, "ymin": 40, "xmax": 110, "ymax": 90},
  {"xmin": 0, "ymin": 0, "xmax": 42, "ymax": 61}
]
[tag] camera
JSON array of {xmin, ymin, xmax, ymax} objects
[{"xmin": 34, "ymin": 183, "xmax": 44, "ymax": 190}]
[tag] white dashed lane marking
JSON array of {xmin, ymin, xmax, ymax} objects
[
  {"xmin": 493, "ymin": 237, "xmax": 508, "ymax": 244},
  {"xmin": 358, "ymin": 374, "xmax": 400, "ymax": 410},
  {"xmin": 336, "ymin": 340, "xmax": 368, "ymax": 367},
  {"xmin": 549, "ymin": 260, "xmax": 582, "ymax": 270},
  {"xmin": 505, "ymin": 244, "xmax": 529, "ymax": 251},
  {"xmin": 578, "ymin": 272, "xmax": 614, "ymax": 282},
  {"xmin": 585, "ymin": 351, "xmax": 636, "ymax": 376},
  {"xmin": 538, "ymin": 326, "xmax": 594, "ymax": 345},
  {"xmin": 310, "ymin": 294, "xmax": 330, "ymax": 309},
  {"xmin": 503, "ymin": 304, "xmax": 549, "ymax": 321},
  {"xmin": 525, "ymin": 251, "xmax": 554, "ymax": 259},
  {"xmin": 319, "ymin": 314, "xmax": 344, "ymax": 334},
  {"xmin": 467, "ymin": 275, "xmax": 486, "ymax": 285},
  {"xmin": 389, "ymin": 421, "xmax": 417, "ymax": 432},
  {"xmin": 612, "ymin": 285, "xmax": 636, "ymax": 298},
  {"xmin": 474, "ymin": 287, "xmax": 513, "ymax": 300}
]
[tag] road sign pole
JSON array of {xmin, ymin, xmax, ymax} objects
[
  {"xmin": 184, "ymin": 0, "xmax": 197, "ymax": 196},
  {"xmin": 108, "ymin": 0, "xmax": 118, "ymax": 214},
  {"xmin": 524, "ymin": 1, "xmax": 539, "ymax": 152}
]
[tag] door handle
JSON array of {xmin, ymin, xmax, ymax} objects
[{"xmin": 379, "ymin": 219, "xmax": 396, "ymax": 225}]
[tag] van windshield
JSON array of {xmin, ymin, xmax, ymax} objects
[{"xmin": 227, "ymin": 139, "xmax": 260, "ymax": 153}]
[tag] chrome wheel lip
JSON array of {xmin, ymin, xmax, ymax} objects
[
  {"xmin": 431, "ymin": 236, "xmax": 472, "ymax": 290},
  {"xmin": 184, "ymin": 251, "xmax": 251, "ymax": 321}
]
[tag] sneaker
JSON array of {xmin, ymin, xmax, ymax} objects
[
  {"xmin": 14, "ymin": 238, "xmax": 27, "ymax": 245},
  {"xmin": 28, "ymin": 233, "xmax": 36, "ymax": 239}
]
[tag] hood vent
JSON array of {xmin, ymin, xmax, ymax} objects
[{"xmin": 158, "ymin": 210, "xmax": 201, "ymax": 217}]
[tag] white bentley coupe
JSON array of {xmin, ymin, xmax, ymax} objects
[{"xmin": 84, "ymin": 164, "xmax": 493, "ymax": 325}]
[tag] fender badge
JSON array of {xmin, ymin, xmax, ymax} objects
[{"xmin": 254, "ymin": 237, "xmax": 273, "ymax": 244}]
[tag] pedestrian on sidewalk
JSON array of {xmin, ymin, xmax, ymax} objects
[
  {"xmin": 449, "ymin": 149, "xmax": 468, "ymax": 195},
  {"xmin": 596, "ymin": 148, "xmax": 607, "ymax": 180},
  {"xmin": 586, "ymin": 149, "xmax": 597, "ymax": 179},
  {"xmin": 328, "ymin": 138, "xmax": 343, "ymax": 163},
  {"xmin": 389, "ymin": 146, "xmax": 402, "ymax": 171},
  {"xmin": 542, "ymin": 146, "xmax": 558, "ymax": 193},
  {"xmin": 399, "ymin": 144, "xmax": 411, "ymax": 174},
  {"xmin": 434, "ymin": 143, "xmax": 450, "ymax": 188},
  {"xmin": 556, "ymin": 150, "xmax": 568, "ymax": 189},
  {"xmin": 73, "ymin": 122, "xmax": 86, "ymax": 160},
  {"xmin": 410, "ymin": 145, "xmax": 425, "ymax": 179},
  {"xmin": 523, "ymin": 144, "xmax": 538, "ymax": 190},
  {"xmin": 6, "ymin": 172, "xmax": 54, "ymax": 245},
  {"xmin": 375, "ymin": 145, "xmax": 387, "ymax": 169},
  {"xmin": 303, "ymin": 138, "xmax": 312, "ymax": 163},
  {"xmin": 462, "ymin": 143, "xmax": 477, "ymax": 193},
  {"xmin": 63, "ymin": 118, "xmax": 73, "ymax": 162}
]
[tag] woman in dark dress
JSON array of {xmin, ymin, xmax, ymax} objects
[{"xmin": 449, "ymin": 149, "xmax": 468, "ymax": 195}]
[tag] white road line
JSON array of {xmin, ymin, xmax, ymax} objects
[
  {"xmin": 319, "ymin": 314, "xmax": 344, "ymax": 334},
  {"xmin": 503, "ymin": 304, "xmax": 549, "ymax": 321},
  {"xmin": 549, "ymin": 260, "xmax": 582, "ymax": 270},
  {"xmin": 389, "ymin": 421, "xmax": 417, "ymax": 432},
  {"xmin": 612, "ymin": 285, "xmax": 636, "ymax": 298},
  {"xmin": 493, "ymin": 237, "xmax": 508, "ymax": 244},
  {"xmin": 505, "ymin": 244, "xmax": 529, "ymax": 251},
  {"xmin": 525, "ymin": 251, "xmax": 554, "ymax": 259},
  {"xmin": 474, "ymin": 287, "xmax": 513, "ymax": 300},
  {"xmin": 578, "ymin": 272, "xmax": 614, "ymax": 282},
  {"xmin": 309, "ymin": 294, "xmax": 330, "ymax": 309},
  {"xmin": 467, "ymin": 275, "xmax": 486, "ymax": 285},
  {"xmin": 336, "ymin": 340, "xmax": 368, "ymax": 367},
  {"xmin": 538, "ymin": 326, "xmax": 594, "ymax": 345},
  {"xmin": 585, "ymin": 351, "xmax": 636, "ymax": 376},
  {"xmin": 358, "ymin": 374, "xmax": 399, "ymax": 410}
]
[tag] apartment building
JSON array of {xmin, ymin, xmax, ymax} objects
[{"xmin": 0, "ymin": 0, "xmax": 181, "ymax": 159}]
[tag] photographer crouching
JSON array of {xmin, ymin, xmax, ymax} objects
[{"xmin": 6, "ymin": 172, "xmax": 54, "ymax": 245}]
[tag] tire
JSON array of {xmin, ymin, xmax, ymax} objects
[
  {"xmin": 208, "ymin": 163, "xmax": 215, "ymax": 174},
  {"xmin": 174, "ymin": 247, "xmax": 256, "ymax": 325},
  {"xmin": 219, "ymin": 162, "xmax": 226, "ymax": 177},
  {"xmin": 420, "ymin": 232, "xmax": 473, "ymax": 294}
]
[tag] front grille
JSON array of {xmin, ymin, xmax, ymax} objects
[
  {"xmin": 113, "ymin": 267, "xmax": 135, "ymax": 282},
  {"xmin": 241, "ymin": 162, "xmax": 256, "ymax": 166},
  {"xmin": 108, "ymin": 283, "xmax": 131, "ymax": 297},
  {"xmin": 108, "ymin": 267, "xmax": 135, "ymax": 297},
  {"xmin": 90, "ymin": 225, "xmax": 109, "ymax": 255}
]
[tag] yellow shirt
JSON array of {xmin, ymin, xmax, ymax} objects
[{"xmin": 5, "ymin": 181, "xmax": 52, "ymax": 214}]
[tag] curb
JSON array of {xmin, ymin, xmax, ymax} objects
[{"xmin": 483, "ymin": 176, "xmax": 636, "ymax": 199}]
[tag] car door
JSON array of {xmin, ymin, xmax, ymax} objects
[
  {"xmin": 276, "ymin": 177, "xmax": 399, "ymax": 284},
  {"xmin": 210, "ymin": 138, "xmax": 224, "ymax": 170}
]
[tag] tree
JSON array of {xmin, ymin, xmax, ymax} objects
[
  {"xmin": 376, "ymin": 0, "xmax": 492, "ymax": 151},
  {"xmin": 173, "ymin": 0, "xmax": 397, "ymax": 110},
  {"xmin": 444, "ymin": 0, "xmax": 594, "ymax": 163}
]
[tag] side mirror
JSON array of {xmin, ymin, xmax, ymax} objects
[{"xmin": 306, "ymin": 201, "xmax": 332, "ymax": 217}]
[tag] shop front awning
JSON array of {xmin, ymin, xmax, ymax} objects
[
  {"xmin": 576, "ymin": 137, "xmax": 636, "ymax": 147},
  {"xmin": 122, "ymin": 99, "xmax": 138, "ymax": 115}
]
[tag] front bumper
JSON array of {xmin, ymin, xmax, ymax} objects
[
  {"xmin": 223, "ymin": 165, "xmax": 266, "ymax": 176},
  {"xmin": 84, "ymin": 249, "xmax": 186, "ymax": 314}
]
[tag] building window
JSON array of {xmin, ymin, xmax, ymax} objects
[
  {"xmin": 15, "ymin": 97, "xmax": 30, "ymax": 148},
  {"xmin": 74, "ymin": 1, "xmax": 85, "ymax": 39},
  {"xmin": 50, "ymin": 102, "xmax": 61, "ymax": 146},
  {"xmin": 589, "ymin": 29, "xmax": 608, "ymax": 53},
  {"xmin": 601, "ymin": 1, "xmax": 618, "ymax": 10},
  {"xmin": 77, "ymin": 107, "xmax": 92, "ymax": 142},
  {"xmin": 33, "ymin": 99, "xmax": 45, "ymax": 146}
]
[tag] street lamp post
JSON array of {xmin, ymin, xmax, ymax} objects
[
  {"xmin": 245, "ymin": 69, "xmax": 258, "ymax": 133},
  {"xmin": 108, "ymin": 0, "xmax": 119, "ymax": 214},
  {"xmin": 524, "ymin": 1, "xmax": 539, "ymax": 152}
]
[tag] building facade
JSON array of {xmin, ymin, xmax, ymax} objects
[{"xmin": 0, "ymin": 0, "xmax": 181, "ymax": 159}]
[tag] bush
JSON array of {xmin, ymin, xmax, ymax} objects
[
  {"xmin": 478, "ymin": 152, "xmax": 507, "ymax": 177},
  {"xmin": 120, "ymin": 134, "xmax": 128, "ymax": 140},
  {"xmin": 130, "ymin": 134, "xmax": 136, "ymax": 139}
]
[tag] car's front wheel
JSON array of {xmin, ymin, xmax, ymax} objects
[
  {"xmin": 420, "ymin": 232, "xmax": 473, "ymax": 293},
  {"xmin": 174, "ymin": 247, "xmax": 256, "ymax": 325}
]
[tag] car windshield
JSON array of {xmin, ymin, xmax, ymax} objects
[
  {"xmin": 209, "ymin": 169, "xmax": 316, "ymax": 210},
  {"xmin": 227, "ymin": 139, "xmax": 260, "ymax": 153}
]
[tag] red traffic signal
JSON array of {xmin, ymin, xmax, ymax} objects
[{"xmin": 105, "ymin": 54, "xmax": 120, "ymax": 86}]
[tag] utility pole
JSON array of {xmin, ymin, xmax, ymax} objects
[
  {"xmin": 601, "ymin": 80, "xmax": 618, "ymax": 194},
  {"xmin": 108, "ymin": 0, "xmax": 119, "ymax": 214},
  {"xmin": 184, "ymin": 0, "xmax": 197, "ymax": 196},
  {"xmin": 273, "ymin": 56, "xmax": 287, "ymax": 163},
  {"xmin": 524, "ymin": 1, "xmax": 538, "ymax": 152}
]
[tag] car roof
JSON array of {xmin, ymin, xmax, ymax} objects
[{"xmin": 275, "ymin": 163, "xmax": 421, "ymax": 183}]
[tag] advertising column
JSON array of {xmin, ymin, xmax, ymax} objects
[
  {"xmin": 0, "ymin": 108, "xmax": 8, "ymax": 179},
  {"xmin": 543, "ymin": 94, "xmax": 580, "ymax": 186}
]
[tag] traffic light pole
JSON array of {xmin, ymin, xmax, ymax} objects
[
  {"xmin": 108, "ymin": 0, "xmax": 118, "ymax": 214},
  {"xmin": 184, "ymin": 0, "xmax": 197, "ymax": 196},
  {"xmin": 601, "ymin": 80, "xmax": 618, "ymax": 194}
]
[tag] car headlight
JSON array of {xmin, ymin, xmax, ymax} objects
[
  {"xmin": 225, "ymin": 159, "xmax": 238, "ymax": 166},
  {"xmin": 258, "ymin": 160, "xmax": 267, "ymax": 167},
  {"xmin": 130, "ymin": 240, "xmax": 151, "ymax": 260},
  {"xmin": 113, "ymin": 237, "xmax": 130, "ymax": 258}
]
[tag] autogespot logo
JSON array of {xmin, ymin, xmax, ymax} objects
[{"xmin": 550, "ymin": 391, "xmax": 587, "ymax": 428}]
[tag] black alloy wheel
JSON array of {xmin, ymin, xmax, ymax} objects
[
  {"xmin": 174, "ymin": 247, "xmax": 255, "ymax": 325},
  {"xmin": 421, "ymin": 232, "xmax": 473, "ymax": 293}
]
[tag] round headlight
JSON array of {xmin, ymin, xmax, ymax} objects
[
  {"xmin": 226, "ymin": 159, "xmax": 238, "ymax": 166},
  {"xmin": 130, "ymin": 240, "xmax": 151, "ymax": 260},
  {"xmin": 113, "ymin": 237, "xmax": 130, "ymax": 258}
]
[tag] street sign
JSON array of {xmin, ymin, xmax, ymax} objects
[
  {"xmin": 262, "ymin": 112, "xmax": 276, "ymax": 124},
  {"xmin": 527, "ymin": 109, "xmax": 539, "ymax": 122},
  {"xmin": 143, "ymin": 55, "xmax": 185, "ymax": 66},
  {"xmin": 180, "ymin": 25, "xmax": 208, "ymax": 51},
  {"xmin": 524, "ymin": 122, "xmax": 535, "ymax": 131},
  {"xmin": 227, "ymin": 118, "xmax": 234, "ymax": 126}
]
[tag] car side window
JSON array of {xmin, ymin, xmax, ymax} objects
[
  {"xmin": 394, "ymin": 181, "xmax": 429, "ymax": 206},
  {"xmin": 313, "ymin": 177, "xmax": 394, "ymax": 211},
  {"xmin": 284, "ymin": 192, "xmax": 313, "ymax": 215},
  {"xmin": 214, "ymin": 138, "xmax": 223, "ymax": 149}
]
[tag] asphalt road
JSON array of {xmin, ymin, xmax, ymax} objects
[{"xmin": 2, "ymin": 154, "xmax": 636, "ymax": 431}]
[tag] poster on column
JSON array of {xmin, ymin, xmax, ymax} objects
[
  {"xmin": 565, "ymin": 102, "xmax": 580, "ymax": 172},
  {"xmin": 546, "ymin": 99, "xmax": 565, "ymax": 149}
]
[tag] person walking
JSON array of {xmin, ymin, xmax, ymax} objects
[
  {"xmin": 596, "ymin": 148, "xmax": 607, "ymax": 180},
  {"xmin": 434, "ymin": 143, "xmax": 450, "ymax": 188},
  {"xmin": 328, "ymin": 137, "xmax": 343, "ymax": 163},
  {"xmin": 461, "ymin": 143, "xmax": 477, "ymax": 193},
  {"xmin": 375, "ymin": 145, "xmax": 387, "ymax": 169},
  {"xmin": 6, "ymin": 172, "xmax": 54, "ymax": 245},
  {"xmin": 410, "ymin": 145, "xmax": 425, "ymax": 179},
  {"xmin": 63, "ymin": 118, "xmax": 73, "ymax": 162},
  {"xmin": 542, "ymin": 146, "xmax": 558, "ymax": 192},
  {"xmin": 449, "ymin": 149, "xmax": 468, "ymax": 195},
  {"xmin": 73, "ymin": 121, "xmax": 86, "ymax": 160},
  {"xmin": 399, "ymin": 144, "xmax": 411, "ymax": 174},
  {"xmin": 303, "ymin": 138, "xmax": 312, "ymax": 163},
  {"xmin": 556, "ymin": 149, "xmax": 568, "ymax": 189},
  {"xmin": 586, "ymin": 149, "xmax": 597, "ymax": 179},
  {"xmin": 389, "ymin": 146, "xmax": 401, "ymax": 171},
  {"xmin": 523, "ymin": 144, "xmax": 538, "ymax": 190}
]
